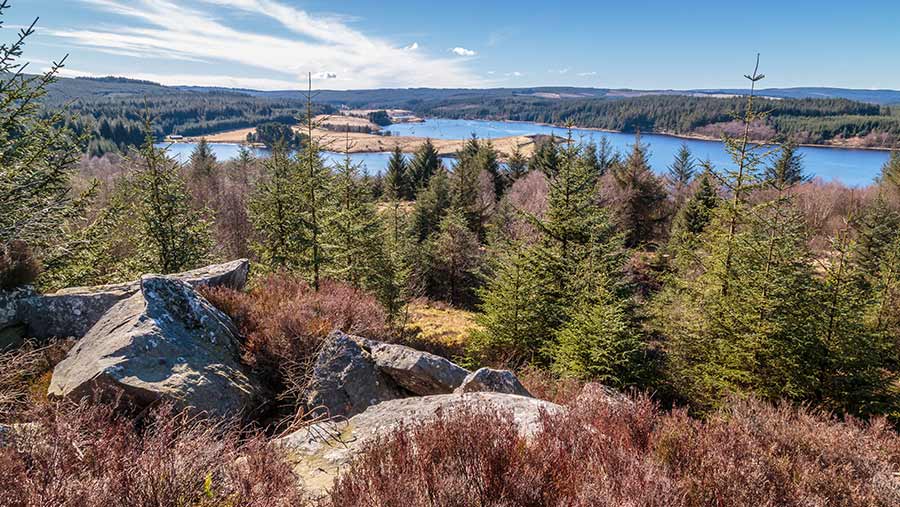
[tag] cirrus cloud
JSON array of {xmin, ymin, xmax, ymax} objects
[{"xmin": 50, "ymin": 0, "xmax": 485, "ymax": 90}]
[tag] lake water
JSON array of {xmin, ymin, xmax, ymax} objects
[{"xmin": 161, "ymin": 118, "xmax": 893, "ymax": 186}]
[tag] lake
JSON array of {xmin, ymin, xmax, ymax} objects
[{"xmin": 161, "ymin": 119, "xmax": 893, "ymax": 186}]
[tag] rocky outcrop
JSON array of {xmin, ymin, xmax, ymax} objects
[
  {"xmin": 48, "ymin": 275, "xmax": 260, "ymax": 418},
  {"xmin": 371, "ymin": 342, "xmax": 469, "ymax": 395},
  {"xmin": 5, "ymin": 259, "xmax": 249, "ymax": 341},
  {"xmin": 278, "ymin": 392, "xmax": 562, "ymax": 497},
  {"xmin": 305, "ymin": 332, "xmax": 407, "ymax": 418},
  {"xmin": 0, "ymin": 286, "xmax": 36, "ymax": 349},
  {"xmin": 454, "ymin": 367, "xmax": 532, "ymax": 397}
]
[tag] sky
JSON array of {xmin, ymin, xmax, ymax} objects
[{"xmin": 6, "ymin": 0, "xmax": 900, "ymax": 91}]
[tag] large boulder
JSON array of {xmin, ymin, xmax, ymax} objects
[
  {"xmin": 371, "ymin": 342, "xmax": 469, "ymax": 395},
  {"xmin": 454, "ymin": 367, "xmax": 531, "ymax": 397},
  {"xmin": 16, "ymin": 259, "xmax": 250, "ymax": 340},
  {"xmin": 305, "ymin": 332, "xmax": 407, "ymax": 419},
  {"xmin": 48, "ymin": 275, "xmax": 259, "ymax": 418},
  {"xmin": 278, "ymin": 392, "xmax": 562, "ymax": 497}
]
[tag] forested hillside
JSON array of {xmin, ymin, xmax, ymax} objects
[{"xmin": 40, "ymin": 76, "xmax": 900, "ymax": 156}]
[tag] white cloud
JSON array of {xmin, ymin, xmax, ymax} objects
[
  {"xmin": 577, "ymin": 71, "xmax": 598, "ymax": 77},
  {"xmin": 549, "ymin": 68, "xmax": 570, "ymax": 74},
  {"xmin": 404, "ymin": 42, "xmax": 419, "ymax": 51},
  {"xmin": 451, "ymin": 47, "xmax": 476, "ymax": 57},
  {"xmin": 55, "ymin": 0, "xmax": 485, "ymax": 89},
  {"xmin": 505, "ymin": 71, "xmax": 523, "ymax": 77}
]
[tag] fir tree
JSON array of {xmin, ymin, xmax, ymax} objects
[
  {"xmin": 529, "ymin": 138, "xmax": 560, "ymax": 176},
  {"xmin": 189, "ymin": 138, "xmax": 218, "ymax": 178},
  {"xmin": 249, "ymin": 144, "xmax": 303, "ymax": 271},
  {"xmin": 878, "ymin": 149, "xmax": 900, "ymax": 196},
  {"xmin": 450, "ymin": 137, "xmax": 492, "ymax": 236}
]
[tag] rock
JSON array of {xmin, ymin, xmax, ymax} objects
[
  {"xmin": 0, "ymin": 286, "xmax": 36, "ymax": 349},
  {"xmin": 305, "ymin": 332, "xmax": 407, "ymax": 419},
  {"xmin": 454, "ymin": 367, "xmax": 531, "ymax": 397},
  {"xmin": 575, "ymin": 382, "xmax": 631, "ymax": 406},
  {"xmin": 18, "ymin": 259, "xmax": 250, "ymax": 340},
  {"xmin": 371, "ymin": 342, "xmax": 469, "ymax": 395},
  {"xmin": 48, "ymin": 275, "xmax": 260, "ymax": 418},
  {"xmin": 278, "ymin": 392, "xmax": 562, "ymax": 498}
]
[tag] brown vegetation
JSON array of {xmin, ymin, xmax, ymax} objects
[
  {"xmin": 0, "ymin": 402, "xmax": 304, "ymax": 507},
  {"xmin": 330, "ymin": 389, "xmax": 900, "ymax": 507}
]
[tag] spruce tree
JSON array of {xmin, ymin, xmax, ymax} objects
[
  {"xmin": 189, "ymin": 138, "xmax": 218, "ymax": 178},
  {"xmin": 132, "ymin": 132, "xmax": 214, "ymax": 274},
  {"xmin": 766, "ymin": 142, "xmax": 807, "ymax": 186},
  {"xmin": 878, "ymin": 149, "xmax": 900, "ymax": 197},
  {"xmin": 477, "ymin": 140, "xmax": 505, "ymax": 199},
  {"xmin": 0, "ymin": 12, "xmax": 88, "ymax": 288},
  {"xmin": 529, "ymin": 137, "xmax": 560, "ymax": 176},
  {"xmin": 384, "ymin": 145, "xmax": 410, "ymax": 201},
  {"xmin": 428, "ymin": 209, "xmax": 481, "ymax": 306},
  {"xmin": 327, "ymin": 143, "xmax": 385, "ymax": 290},
  {"xmin": 667, "ymin": 143, "xmax": 696, "ymax": 207},
  {"xmin": 504, "ymin": 144, "xmax": 529, "ymax": 185},
  {"xmin": 408, "ymin": 138, "xmax": 440, "ymax": 192},
  {"xmin": 608, "ymin": 133, "xmax": 668, "ymax": 248},
  {"xmin": 450, "ymin": 137, "xmax": 492, "ymax": 236},
  {"xmin": 410, "ymin": 166, "xmax": 451, "ymax": 242},
  {"xmin": 249, "ymin": 144, "xmax": 304, "ymax": 271}
]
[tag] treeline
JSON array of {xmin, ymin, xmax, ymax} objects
[
  {"xmin": 45, "ymin": 92, "xmax": 330, "ymax": 156},
  {"xmin": 417, "ymin": 94, "xmax": 900, "ymax": 145}
]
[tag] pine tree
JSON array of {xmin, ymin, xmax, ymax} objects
[
  {"xmin": 384, "ymin": 145, "xmax": 410, "ymax": 201},
  {"xmin": 132, "ymin": 132, "xmax": 214, "ymax": 274},
  {"xmin": 408, "ymin": 138, "xmax": 440, "ymax": 192},
  {"xmin": 667, "ymin": 143, "xmax": 696, "ymax": 206}
]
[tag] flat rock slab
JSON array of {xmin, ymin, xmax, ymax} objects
[
  {"xmin": 278, "ymin": 392, "xmax": 561, "ymax": 498},
  {"xmin": 17, "ymin": 259, "xmax": 250, "ymax": 340},
  {"xmin": 48, "ymin": 275, "xmax": 260, "ymax": 418},
  {"xmin": 371, "ymin": 342, "xmax": 470, "ymax": 395}
]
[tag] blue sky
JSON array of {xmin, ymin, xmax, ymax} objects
[{"xmin": 6, "ymin": 0, "xmax": 900, "ymax": 90}]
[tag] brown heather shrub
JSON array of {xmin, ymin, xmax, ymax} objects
[
  {"xmin": 0, "ymin": 240, "xmax": 40, "ymax": 290},
  {"xmin": 0, "ymin": 340, "xmax": 72, "ymax": 423},
  {"xmin": 0, "ymin": 401, "xmax": 305, "ymax": 507},
  {"xmin": 515, "ymin": 365, "xmax": 585, "ymax": 405},
  {"xmin": 330, "ymin": 389, "xmax": 900, "ymax": 507},
  {"xmin": 200, "ymin": 274, "xmax": 389, "ymax": 410}
]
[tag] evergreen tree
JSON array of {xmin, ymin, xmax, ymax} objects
[
  {"xmin": 450, "ymin": 137, "xmax": 492, "ymax": 235},
  {"xmin": 667, "ymin": 172, "xmax": 720, "ymax": 270},
  {"xmin": 384, "ymin": 145, "xmax": 410, "ymax": 200},
  {"xmin": 504, "ymin": 144, "xmax": 529, "ymax": 187},
  {"xmin": 326, "ymin": 146, "xmax": 385, "ymax": 290},
  {"xmin": 249, "ymin": 144, "xmax": 304, "ymax": 271},
  {"xmin": 132, "ymin": 132, "xmax": 214, "ymax": 274},
  {"xmin": 878, "ymin": 149, "xmax": 900, "ymax": 196},
  {"xmin": 410, "ymin": 167, "xmax": 451, "ymax": 242},
  {"xmin": 0, "ymin": 13, "xmax": 88, "ymax": 288},
  {"xmin": 529, "ymin": 137, "xmax": 560, "ymax": 176},
  {"xmin": 609, "ymin": 133, "xmax": 669, "ymax": 248},
  {"xmin": 667, "ymin": 143, "xmax": 696, "ymax": 206},
  {"xmin": 428, "ymin": 209, "xmax": 482, "ymax": 306},
  {"xmin": 189, "ymin": 138, "xmax": 218, "ymax": 178},
  {"xmin": 408, "ymin": 138, "xmax": 440, "ymax": 192},
  {"xmin": 766, "ymin": 142, "xmax": 807, "ymax": 186},
  {"xmin": 478, "ymin": 140, "xmax": 505, "ymax": 199},
  {"xmin": 469, "ymin": 244, "xmax": 556, "ymax": 366}
]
